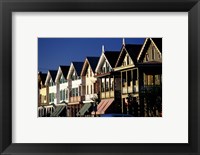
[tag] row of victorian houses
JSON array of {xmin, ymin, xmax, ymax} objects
[{"xmin": 38, "ymin": 38, "xmax": 162, "ymax": 117}]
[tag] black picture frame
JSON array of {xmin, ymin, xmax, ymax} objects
[{"xmin": 0, "ymin": 0, "xmax": 200, "ymax": 155}]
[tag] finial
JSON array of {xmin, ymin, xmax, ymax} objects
[
  {"xmin": 122, "ymin": 38, "xmax": 125, "ymax": 45},
  {"xmin": 102, "ymin": 45, "xmax": 105, "ymax": 53}
]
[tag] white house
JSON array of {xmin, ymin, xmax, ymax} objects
[
  {"xmin": 67, "ymin": 62, "xmax": 84, "ymax": 117},
  {"xmin": 55, "ymin": 66, "xmax": 70, "ymax": 104}
]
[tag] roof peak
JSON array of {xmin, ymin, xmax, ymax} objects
[{"xmin": 122, "ymin": 38, "xmax": 125, "ymax": 45}]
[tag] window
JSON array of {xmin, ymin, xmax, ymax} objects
[
  {"xmin": 122, "ymin": 61, "xmax": 126, "ymax": 66},
  {"xmin": 105, "ymin": 80, "xmax": 109, "ymax": 91},
  {"xmin": 86, "ymin": 69, "xmax": 89, "ymax": 77},
  {"xmin": 155, "ymin": 75, "xmax": 161, "ymax": 85},
  {"xmin": 152, "ymin": 46, "xmax": 155, "ymax": 60},
  {"xmin": 72, "ymin": 88, "xmax": 75, "ymax": 97},
  {"xmin": 133, "ymin": 69, "xmax": 137, "ymax": 85},
  {"xmin": 127, "ymin": 55, "xmax": 129, "ymax": 65},
  {"xmin": 127, "ymin": 71, "xmax": 131, "ymax": 86},
  {"xmin": 63, "ymin": 89, "xmax": 66, "ymax": 100},
  {"xmin": 60, "ymin": 75, "xmax": 66, "ymax": 84},
  {"xmin": 49, "ymin": 93, "xmax": 54, "ymax": 102},
  {"xmin": 75, "ymin": 88, "xmax": 78, "ymax": 96},
  {"xmin": 60, "ymin": 91, "xmax": 62, "ymax": 100},
  {"xmin": 66, "ymin": 90, "xmax": 68, "ymax": 99},
  {"xmin": 103, "ymin": 67, "xmax": 105, "ymax": 73},
  {"xmin": 49, "ymin": 80, "xmax": 54, "ymax": 86},
  {"xmin": 145, "ymin": 53, "xmax": 149, "ymax": 61},
  {"xmin": 101, "ymin": 79, "xmax": 105, "ymax": 92},
  {"xmin": 110, "ymin": 78, "xmax": 114, "ymax": 91},
  {"xmin": 90, "ymin": 69, "xmax": 92, "ymax": 77},
  {"xmin": 122, "ymin": 72, "xmax": 126, "ymax": 87}
]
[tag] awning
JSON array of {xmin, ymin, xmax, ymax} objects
[
  {"xmin": 92, "ymin": 99, "xmax": 114, "ymax": 115},
  {"xmin": 50, "ymin": 105, "xmax": 66, "ymax": 117},
  {"xmin": 77, "ymin": 103, "xmax": 92, "ymax": 116}
]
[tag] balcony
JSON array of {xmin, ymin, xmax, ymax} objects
[
  {"xmin": 140, "ymin": 85, "xmax": 161, "ymax": 93},
  {"xmin": 122, "ymin": 83, "xmax": 139, "ymax": 94},
  {"xmin": 85, "ymin": 93, "xmax": 97, "ymax": 101},
  {"xmin": 69, "ymin": 96, "xmax": 85, "ymax": 103},
  {"xmin": 101, "ymin": 91, "xmax": 114, "ymax": 99}
]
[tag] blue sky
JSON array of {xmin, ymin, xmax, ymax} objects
[{"xmin": 38, "ymin": 38, "xmax": 145, "ymax": 73}]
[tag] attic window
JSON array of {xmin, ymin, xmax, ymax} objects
[
  {"xmin": 122, "ymin": 61, "xmax": 126, "ymax": 66},
  {"xmin": 103, "ymin": 67, "xmax": 105, "ymax": 73},
  {"xmin": 90, "ymin": 68, "xmax": 92, "ymax": 77},
  {"xmin": 49, "ymin": 80, "xmax": 54, "ymax": 86},
  {"xmin": 60, "ymin": 75, "xmax": 66, "ymax": 83},
  {"xmin": 127, "ymin": 55, "xmax": 130, "ymax": 65},
  {"xmin": 152, "ymin": 46, "xmax": 155, "ymax": 60},
  {"xmin": 145, "ymin": 53, "xmax": 149, "ymax": 61}
]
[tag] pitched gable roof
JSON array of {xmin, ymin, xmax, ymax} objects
[
  {"xmin": 125, "ymin": 44, "xmax": 143, "ymax": 63},
  {"xmin": 59, "ymin": 66, "xmax": 70, "ymax": 78},
  {"xmin": 151, "ymin": 38, "xmax": 162, "ymax": 53},
  {"xmin": 137, "ymin": 38, "xmax": 162, "ymax": 62},
  {"xmin": 45, "ymin": 70, "xmax": 57, "ymax": 85},
  {"xmin": 115, "ymin": 44, "xmax": 143, "ymax": 67},
  {"xmin": 86, "ymin": 57, "xmax": 99, "ymax": 72},
  {"xmin": 49, "ymin": 70, "xmax": 57, "ymax": 82},
  {"xmin": 81, "ymin": 57, "xmax": 99, "ymax": 76},
  {"xmin": 72, "ymin": 62, "xmax": 84, "ymax": 76},
  {"xmin": 104, "ymin": 51, "xmax": 120, "ymax": 68},
  {"xmin": 40, "ymin": 73, "xmax": 47, "ymax": 85}
]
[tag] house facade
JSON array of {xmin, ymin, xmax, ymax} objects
[
  {"xmin": 38, "ymin": 38, "xmax": 162, "ymax": 117},
  {"xmin": 42, "ymin": 70, "xmax": 57, "ymax": 116},
  {"xmin": 77, "ymin": 57, "xmax": 99, "ymax": 117},
  {"xmin": 93, "ymin": 46, "xmax": 121, "ymax": 116},
  {"xmin": 50, "ymin": 66, "xmax": 70, "ymax": 117},
  {"xmin": 67, "ymin": 62, "xmax": 84, "ymax": 117},
  {"xmin": 114, "ymin": 38, "xmax": 162, "ymax": 116},
  {"xmin": 38, "ymin": 72, "xmax": 48, "ymax": 117},
  {"xmin": 137, "ymin": 38, "xmax": 162, "ymax": 117}
]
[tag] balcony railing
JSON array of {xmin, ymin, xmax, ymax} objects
[
  {"xmin": 85, "ymin": 94, "xmax": 97, "ymax": 101},
  {"xmin": 101, "ymin": 91, "xmax": 114, "ymax": 99},
  {"xmin": 140, "ymin": 85, "xmax": 161, "ymax": 93},
  {"xmin": 69, "ymin": 96, "xmax": 85, "ymax": 103}
]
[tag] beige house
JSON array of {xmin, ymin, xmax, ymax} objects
[
  {"xmin": 67, "ymin": 62, "xmax": 84, "ymax": 117},
  {"xmin": 93, "ymin": 46, "xmax": 121, "ymax": 115},
  {"xmin": 77, "ymin": 57, "xmax": 99, "ymax": 117}
]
